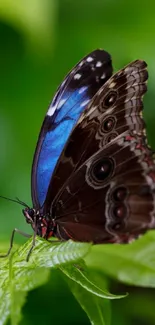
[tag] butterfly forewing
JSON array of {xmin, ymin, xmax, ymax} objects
[{"xmin": 31, "ymin": 49, "xmax": 113, "ymax": 209}]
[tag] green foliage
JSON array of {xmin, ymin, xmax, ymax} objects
[
  {"xmin": 86, "ymin": 231, "xmax": 155, "ymax": 287},
  {"xmin": 66, "ymin": 277, "xmax": 111, "ymax": 325},
  {"xmin": 0, "ymin": 0, "xmax": 57, "ymax": 53},
  {"xmin": 1, "ymin": 231, "xmax": 155, "ymax": 324},
  {"xmin": 0, "ymin": 238, "xmax": 123, "ymax": 325}
]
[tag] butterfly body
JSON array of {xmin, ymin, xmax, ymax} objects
[{"xmin": 23, "ymin": 49, "xmax": 155, "ymax": 246}]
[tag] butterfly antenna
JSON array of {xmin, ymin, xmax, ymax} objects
[
  {"xmin": 15, "ymin": 197, "xmax": 29, "ymax": 207},
  {"xmin": 0, "ymin": 195, "xmax": 29, "ymax": 208}
]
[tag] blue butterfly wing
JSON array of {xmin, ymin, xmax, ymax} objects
[{"xmin": 31, "ymin": 49, "xmax": 113, "ymax": 208}]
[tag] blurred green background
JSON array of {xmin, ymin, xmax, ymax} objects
[{"xmin": 0, "ymin": 0, "xmax": 155, "ymax": 324}]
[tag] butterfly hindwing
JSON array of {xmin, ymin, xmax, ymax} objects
[
  {"xmin": 31, "ymin": 49, "xmax": 113, "ymax": 209},
  {"xmin": 52, "ymin": 132, "xmax": 155, "ymax": 243},
  {"xmin": 44, "ymin": 59, "xmax": 148, "ymax": 210}
]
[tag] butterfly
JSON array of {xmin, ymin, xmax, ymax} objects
[{"xmin": 3, "ymin": 49, "xmax": 155, "ymax": 259}]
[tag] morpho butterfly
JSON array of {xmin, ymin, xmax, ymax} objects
[{"xmin": 3, "ymin": 49, "xmax": 155, "ymax": 258}]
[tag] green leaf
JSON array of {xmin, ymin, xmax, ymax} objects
[
  {"xmin": 10, "ymin": 290, "xmax": 27, "ymax": 325},
  {"xmin": 12, "ymin": 236, "xmax": 91, "ymax": 269},
  {"xmin": 60, "ymin": 260, "xmax": 126, "ymax": 299},
  {"xmin": 0, "ymin": 237, "xmax": 91, "ymax": 324},
  {"xmin": 60, "ymin": 261, "xmax": 126, "ymax": 325},
  {"xmin": 66, "ymin": 275, "xmax": 111, "ymax": 325},
  {"xmin": 85, "ymin": 230, "xmax": 155, "ymax": 287}
]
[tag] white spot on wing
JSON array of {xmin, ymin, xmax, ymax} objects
[
  {"xmin": 109, "ymin": 81, "xmax": 116, "ymax": 88},
  {"xmin": 47, "ymin": 104, "xmax": 57, "ymax": 116},
  {"xmin": 66, "ymin": 186, "xmax": 71, "ymax": 194},
  {"xmin": 57, "ymin": 98, "xmax": 67, "ymax": 109},
  {"xmin": 146, "ymin": 175, "xmax": 154, "ymax": 187},
  {"xmin": 125, "ymin": 67, "xmax": 130, "ymax": 72},
  {"xmin": 101, "ymin": 73, "xmax": 106, "ymax": 79},
  {"xmin": 79, "ymin": 60, "xmax": 84, "ymax": 67},
  {"xmin": 96, "ymin": 61, "xmax": 102, "ymax": 67},
  {"xmin": 80, "ymin": 99, "xmax": 90, "ymax": 107},
  {"xmin": 86, "ymin": 56, "xmax": 93, "ymax": 62},
  {"xmin": 60, "ymin": 78, "xmax": 66, "ymax": 88},
  {"xmin": 74, "ymin": 73, "xmax": 81, "ymax": 80},
  {"xmin": 79, "ymin": 86, "xmax": 87, "ymax": 94},
  {"xmin": 47, "ymin": 98, "xmax": 67, "ymax": 116}
]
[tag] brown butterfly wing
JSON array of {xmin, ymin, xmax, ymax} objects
[{"xmin": 52, "ymin": 132, "xmax": 155, "ymax": 243}]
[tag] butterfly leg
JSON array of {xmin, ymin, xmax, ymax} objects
[
  {"xmin": 0, "ymin": 228, "xmax": 31, "ymax": 258},
  {"xmin": 26, "ymin": 239, "xmax": 35, "ymax": 262},
  {"xmin": 26, "ymin": 215, "xmax": 39, "ymax": 262}
]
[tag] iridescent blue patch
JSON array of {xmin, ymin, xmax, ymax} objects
[{"xmin": 37, "ymin": 87, "xmax": 89, "ymax": 206}]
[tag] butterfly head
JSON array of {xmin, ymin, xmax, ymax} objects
[{"xmin": 22, "ymin": 207, "xmax": 55, "ymax": 239}]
